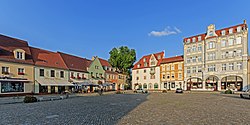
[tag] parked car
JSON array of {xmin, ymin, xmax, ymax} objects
[
  {"xmin": 175, "ymin": 88, "xmax": 183, "ymax": 93},
  {"xmin": 134, "ymin": 88, "xmax": 148, "ymax": 93},
  {"xmin": 240, "ymin": 89, "xmax": 250, "ymax": 99}
]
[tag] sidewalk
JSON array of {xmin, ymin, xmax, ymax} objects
[{"xmin": 0, "ymin": 91, "xmax": 121, "ymax": 105}]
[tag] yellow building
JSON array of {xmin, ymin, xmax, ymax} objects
[
  {"xmin": 160, "ymin": 55, "xmax": 184, "ymax": 90},
  {"xmin": 0, "ymin": 35, "xmax": 34, "ymax": 95}
]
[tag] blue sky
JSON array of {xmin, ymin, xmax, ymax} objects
[{"xmin": 0, "ymin": 0, "xmax": 249, "ymax": 61}]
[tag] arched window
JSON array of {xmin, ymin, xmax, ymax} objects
[
  {"xmin": 143, "ymin": 83, "xmax": 147, "ymax": 89},
  {"xmin": 148, "ymin": 83, "xmax": 152, "ymax": 89},
  {"xmin": 154, "ymin": 83, "xmax": 158, "ymax": 89}
]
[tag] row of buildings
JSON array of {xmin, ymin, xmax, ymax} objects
[
  {"xmin": 132, "ymin": 20, "xmax": 250, "ymax": 91},
  {"xmin": 0, "ymin": 34, "xmax": 127, "ymax": 96}
]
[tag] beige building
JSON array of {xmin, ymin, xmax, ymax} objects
[
  {"xmin": 160, "ymin": 56, "xmax": 184, "ymax": 90},
  {"xmin": 0, "ymin": 35, "xmax": 34, "ymax": 95},
  {"xmin": 132, "ymin": 52, "xmax": 164, "ymax": 91},
  {"xmin": 183, "ymin": 20, "xmax": 248, "ymax": 91}
]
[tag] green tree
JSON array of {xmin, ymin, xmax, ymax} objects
[{"xmin": 109, "ymin": 46, "xmax": 136, "ymax": 74}]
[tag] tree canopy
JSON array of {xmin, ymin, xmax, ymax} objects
[{"xmin": 109, "ymin": 46, "xmax": 136, "ymax": 74}]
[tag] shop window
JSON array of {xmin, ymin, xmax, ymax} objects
[{"xmin": 1, "ymin": 82, "xmax": 24, "ymax": 93}]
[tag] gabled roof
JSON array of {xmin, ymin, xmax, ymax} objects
[
  {"xmin": 0, "ymin": 34, "xmax": 34, "ymax": 64},
  {"xmin": 183, "ymin": 23, "xmax": 247, "ymax": 43},
  {"xmin": 133, "ymin": 51, "xmax": 164, "ymax": 70},
  {"xmin": 99, "ymin": 58, "xmax": 111, "ymax": 67},
  {"xmin": 30, "ymin": 47, "xmax": 68, "ymax": 70},
  {"xmin": 161, "ymin": 55, "xmax": 183, "ymax": 64},
  {"xmin": 58, "ymin": 52, "xmax": 91, "ymax": 72}
]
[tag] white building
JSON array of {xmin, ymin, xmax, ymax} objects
[
  {"xmin": 183, "ymin": 20, "xmax": 248, "ymax": 91},
  {"xmin": 132, "ymin": 51, "xmax": 164, "ymax": 91}
]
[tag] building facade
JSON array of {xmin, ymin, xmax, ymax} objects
[
  {"xmin": 0, "ymin": 35, "xmax": 34, "ymax": 95},
  {"xmin": 31, "ymin": 47, "xmax": 73, "ymax": 94},
  {"xmin": 132, "ymin": 52, "xmax": 164, "ymax": 91},
  {"xmin": 183, "ymin": 20, "xmax": 248, "ymax": 91},
  {"xmin": 88, "ymin": 56, "xmax": 105, "ymax": 85},
  {"xmin": 160, "ymin": 56, "xmax": 184, "ymax": 90}
]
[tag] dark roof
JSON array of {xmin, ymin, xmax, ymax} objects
[
  {"xmin": 161, "ymin": 55, "xmax": 184, "ymax": 64},
  {"xmin": 0, "ymin": 34, "xmax": 34, "ymax": 64},
  {"xmin": 30, "ymin": 47, "xmax": 68, "ymax": 70},
  {"xmin": 58, "ymin": 52, "xmax": 91, "ymax": 72}
]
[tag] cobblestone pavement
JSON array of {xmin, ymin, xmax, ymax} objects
[
  {"xmin": 117, "ymin": 92, "xmax": 250, "ymax": 125},
  {"xmin": 0, "ymin": 94, "xmax": 148, "ymax": 125}
]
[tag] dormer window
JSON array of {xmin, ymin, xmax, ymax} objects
[
  {"xmin": 143, "ymin": 58, "xmax": 146, "ymax": 62},
  {"xmin": 237, "ymin": 26, "xmax": 241, "ymax": 32},
  {"xmin": 221, "ymin": 30, "xmax": 226, "ymax": 36},
  {"xmin": 192, "ymin": 37, "xmax": 196, "ymax": 42},
  {"xmin": 229, "ymin": 28, "xmax": 233, "ymax": 34},
  {"xmin": 14, "ymin": 49, "xmax": 25, "ymax": 60},
  {"xmin": 157, "ymin": 55, "xmax": 161, "ymax": 59},
  {"xmin": 187, "ymin": 39, "xmax": 191, "ymax": 43},
  {"xmin": 198, "ymin": 36, "xmax": 201, "ymax": 41},
  {"xmin": 137, "ymin": 64, "xmax": 140, "ymax": 68}
]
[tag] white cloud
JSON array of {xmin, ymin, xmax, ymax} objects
[{"xmin": 148, "ymin": 26, "xmax": 181, "ymax": 37}]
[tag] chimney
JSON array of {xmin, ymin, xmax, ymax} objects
[{"xmin": 244, "ymin": 19, "xmax": 247, "ymax": 24}]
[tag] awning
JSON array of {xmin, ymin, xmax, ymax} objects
[
  {"xmin": 36, "ymin": 79, "xmax": 74, "ymax": 86},
  {"xmin": 0, "ymin": 79, "xmax": 31, "ymax": 82}
]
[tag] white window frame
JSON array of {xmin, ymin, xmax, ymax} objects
[{"xmin": 236, "ymin": 37, "xmax": 242, "ymax": 44}]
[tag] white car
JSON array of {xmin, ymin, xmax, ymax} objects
[
  {"xmin": 134, "ymin": 88, "xmax": 148, "ymax": 93},
  {"xmin": 240, "ymin": 89, "xmax": 250, "ymax": 99}
]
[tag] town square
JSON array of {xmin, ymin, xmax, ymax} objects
[{"xmin": 0, "ymin": 0, "xmax": 250, "ymax": 125}]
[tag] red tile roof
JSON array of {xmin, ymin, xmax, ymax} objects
[
  {"xmin": 58, "ymin": 52, "xmax": 92, "ymax": 72},
  {"xmin": 132, "ymin": 51, "xmax": 164, "ymax": 70},
  {"xmin": 30, "ymin": 47, "xmax": 68, "ymax": 70},
  {"xmin": 0, "ymin": 34, "xmax": 34, "ymax": 64},
  {"xmin": 105, "ymin": 70, "xmax": 118, "ymax": 75},
  {"xmin": 99, "ymin": 58, "xmax": 111, "ymax": 67},
  {"xmin": 161, "ymin": 55, "xmax": 183, "ymax": 64},
  {"xmin": 183, "ymin": 23, "xmax": 247, "ymax": 43}
]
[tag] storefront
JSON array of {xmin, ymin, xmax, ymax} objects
[
  {"xmin": 187, "ymin": 77, "xmax": 203, "ymax": 90},
  {"xmin": 221, "ymin": 76, "xmax": 243, "ymax": 91},
  {"xmin": 0, "ymin": 78, "xmax": 30, "ymax": 94},
  {"xmin": 206, "ymin": 76, "xmax": 218, "ymax": 91}
]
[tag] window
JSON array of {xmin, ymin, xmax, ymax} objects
[
  {"xmin": 178, "ymin": 64, "xmax": 182, "ymax": 70},
  {"xmin": 221, "ymin": 52, "xmax": 226, "ymax": 59},
  {"xmin": 157, "ymin": 55, "xmax": 161, "ymax": 59},
  {"xmin": 208, "ymin": 65, "xmax": 216, "ymax": 72},
  {"xmin": 187, "ymin": 47, "xmax": 191, "ymax": 53},
  {"xmin": 228, "ymin": 39, "xmax": 234, "ymax": 46},
  {"xmin": 16, "ymin": 51, "xmax": 23, "ymax": 59},
  {"xmin": 60, "ymin": 71, "xmax": 64, "ymax": 78},
  {"xmin": 236, "ymin": 37, "xmax": 242, "ymax": 44},
  {"xmin": 144, "ymin": 76, "xmax": 146, "ymax": 80},
  {"xmin": 208, "ymin": 53, "xmax": 216, "ymax": 60},
  {"xmin": 2, "ymin": 67, "xmax": 9, "ymax": 74},
  {"xmin": 209, "ymin": 31, "xmax": 213, "ymax": 36},
  {"xmin": 167, "ymin": 74, "xmax": 170, "ymax": 79},
  {"xmin": 237, "ymin": 26, "xmax": 241, "ymax": 32},
  {"xmin": 198, "ymin": 44, "xmax": 202, "ymax": 51},
  {"xmin": 143, "ymin": 58, "xmax": 146, "ymax": 62},
  {"xmin": 229, "ymin": 63, "xmax": 234, "ymax": 70},
  {"xmin": 136, "ymin": 70, "xmax": 139, "ymax": 74},
  {"xmin": 154, "ymin": 83, "xmax": 158, "ymax": 89},
  {"xmin": 178, "ymin": 73, "xmax": 182, "ymax": 79},
  {"xmin": 96, "ymin": 73, "xmax": 98, "ymax": 77},
  {"xmin": 171, "ymin": 73, "xmax": 174, "ymax": 78},
  {"xmin": 208, "ymin": 42, "xmax": 215, "ymax": 49},
  {"xmin": 237, "ymin": 62, "xmax": 242, "ymax": 70},
  {"xmin": 192, "ymin": 45, "xmax": 196, "ymax": 52},
  {"xmin": 144, "ymin": 62, "xmax": 147, "ymax": 67},
  {"xmin": 192, "ymin": 67, "xmax": 196, "ymax": 73},
  {"xmin": 187, "ymin": 39, "xmax": 191, "ymax": 43},
  {"xmin": 198, "ymin": 36, "xmax": 202, "ymax": 41},
  {"xmin": 192, "ymin": 57, "xmax": 196, "ymax": 62},
  {"xmin": 1, "ymin": 82, "xmax": 24, "ymax": 93},
  {"xmin": 171, "ymin": 82, "xmax": 175, "ymax": 88},
  {"xmin": 171, "ymin": 65, "xmax": 174, "ymax": 70},
  {"xmin": 162, "ymin": 75, "xmax": 165, "ymax": 79},
  {"xmin": 137, "ymin": 64, "xmax": 140, "ymax": 68},
  {"xmin": 39, "ymin": 69, "xmax": 44, "ymax": 77},
  {"xmin": 187, "ymin": 58, "xmax": 191, "ymax": 63},
  {"xmin": 237, "ymin": 50, "xmax": 242, "ymax": 56},
  {"xmin": 187, "ymin": 67, "xmax": 191, "ymax": 73},
  {"xmin": 221, "ymin": 40, "xmax": 226, "ymax": 47},
  {"xmin": 198, "ymin": 56, "xmax": 202, "ymax": 62},
  {"xmin": 82, "ymin": 74, "xmax": 85, "ymax": 79},
  {"xmin": 18, "ymin": 68, "xmax": 24, "ymax": 75},
  {"xmin": 221, "ymin": 30, "xmax": 226, "ymax": 36},
  {"xmin": 144, "ymin": 69, "xmax": 146, "ymax": 73},
  {"xmin": 192, "ymin": 37, "xmax": 196, "ymax": 42},
  {"xmin": 136, "ymin": 77, "xmax": 139, "ymax": 80},
  {"xmin": 95, "ymin": 66, "xmax": 99, "ymax": 69},
  {"xmin": 198, "ymin": 66, "xmax": 202, "ymax": 72},
  {"xmin": 222, "ymin": 64, "xmax": 226, "ymax": 71},
  {"xmin": 229, "ymin": 28, "xmax": 233, "ymax": 34},
  {"xmin": 50, "ymin": 70, "xmax": 55, "ymax": 77},
  {"xmin": 150, "ymin": 75, "xmax": 155, "ymax": 79}
]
